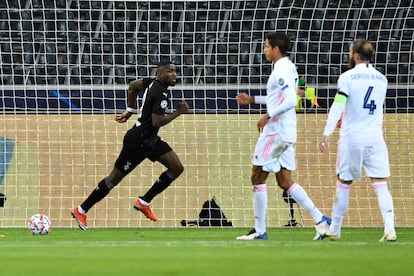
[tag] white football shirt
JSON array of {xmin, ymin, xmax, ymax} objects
[
  {"xmin": 337, "ymin": 63, "xmax": 388, "ymax": 144},
  {"xmin": 264, "ymin": 57, "xmax": 298, "ymax": 143}
]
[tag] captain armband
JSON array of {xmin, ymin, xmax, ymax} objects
[{"xmin": 333, "ymin": 92, "xmax": 347, "ymax": 104}]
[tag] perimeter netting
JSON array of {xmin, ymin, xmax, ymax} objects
[{"xmin": 0, "ymin": 0, "xmax": 413, "ymax": 228}]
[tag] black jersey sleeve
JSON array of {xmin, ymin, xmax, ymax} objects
[{"xmin": 142, "ymin": 77, "xmax": 155, "ymax": 89}]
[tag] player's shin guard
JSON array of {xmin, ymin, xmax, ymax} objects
[
  {"xmin": 141, "ymin": 171, "xmax": 176, "ymax": 203},
  {"xmin": 80, "ymin": 176, "xmax": 114, "ymax": 213}
]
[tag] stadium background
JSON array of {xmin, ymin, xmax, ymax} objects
[{"xmin": 0, "ymin": 0, "xmax": 413, "ymax": 228}]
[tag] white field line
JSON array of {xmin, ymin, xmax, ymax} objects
[{"xmin": 1, "ymin": 240, "xmax": 413, "ymax": 247}]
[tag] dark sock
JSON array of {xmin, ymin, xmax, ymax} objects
[
  {"xmin": 141, "ymin": 171, "xmax": 175, "ymax": 203},
  {"xmin": 80, "ymin": 177, "xmax": 114, "ymax": 213}
]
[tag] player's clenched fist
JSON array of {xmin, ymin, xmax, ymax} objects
[
  {"xmin": 176, "ymin": 100, "xmax": 189, "ymax": 114},
  {"xmin": 236, "ymin": 93, "xmax": 253, "ymax": 105}
]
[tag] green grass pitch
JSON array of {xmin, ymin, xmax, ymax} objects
[{"xmin": 0, "ymin": 227, "xmax": 412, "ymax": 275}]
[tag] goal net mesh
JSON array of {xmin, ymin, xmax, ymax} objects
[{"xmin": 1, "ymin": 0, "xmax": 413, "ymax": 228}]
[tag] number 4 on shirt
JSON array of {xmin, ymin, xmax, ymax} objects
[{"xmin": 363, "ymin": 86, "xmax": 376, "ymax": 115}]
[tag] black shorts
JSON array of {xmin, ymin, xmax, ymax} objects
[{"xmin": 114, "ymin": 125, "xmax": 172, "ymax": 175}]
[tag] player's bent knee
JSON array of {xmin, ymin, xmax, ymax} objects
[
  {"xmin": 173, "ymin": 164, "xmax": 184, "ymax": 177},
  {"xmin": 277, "ymin": 182, "xmax": 291, "ymax": 191},
  {"xmin": 167, "ymin": 168, "xmax": 182, "ymax": 180}
]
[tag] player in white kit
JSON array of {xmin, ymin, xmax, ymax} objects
[
  {"xmin": 236, "ymin": 32, "xmax": 330, "ymax": 240},
  {"xmin": 319, "ymin": 39, "xmax": 396, "ymax": 242}
]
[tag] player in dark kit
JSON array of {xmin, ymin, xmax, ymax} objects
[{"xmin": 71, "ymin": 61, "xmax": 189, "ymax": 230}]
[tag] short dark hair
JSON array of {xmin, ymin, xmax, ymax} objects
[
  {"xmin": 351, "ymin": 39, "xmax": 375, "ymax": 61},
  {"xmin": 157, "ymin": 60, "xmax": 173, "ymax": 68},
  {"xmin": 156, "ymin": 61, "xmax": 174, "ymax": 76},
  {"xmin": 265, "ymin": 32, "xmax": 291, "ymax": 55}
]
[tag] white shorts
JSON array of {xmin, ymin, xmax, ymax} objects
[
  {"xmin": 336, "ymin": 138, "xmax": 390, "ymax": 181},
  {"xmin": 253, "ymin": 133, "xmax": 296, "ymax": 173}
]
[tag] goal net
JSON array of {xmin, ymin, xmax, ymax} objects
[{"xmin": 1, "ymin": 0, "xmax": 413, "ymax": 229}]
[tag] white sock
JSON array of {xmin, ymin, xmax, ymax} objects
[
  {"xmin": 77, "ymin": 205, "xmax": 86, "ymax": 215},
  {"xmin": 139, "ymin": 198, "xmax": 150, "ymax": 206},
  {"xmin": 372, "ymin": 181, "xmax": 395, "ymax": 234},
  {"xmin": 288, "ymin": 183, "xmax": 323, "ymax": 224},
  {"xmin": 253, "ymin": 184, "xmax": 267, "ymax": 235},
  {"xmin": 329, "ymin": 181, "xmax": 351, "ymax": 235}
]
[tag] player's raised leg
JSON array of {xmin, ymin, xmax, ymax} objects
[{"xmin": 72, "ymin": 171, "xmax": 120, "ymax": 230}]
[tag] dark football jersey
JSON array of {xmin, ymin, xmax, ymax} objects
[{"xmin": 137, "ymin": 79, "xmax": 170, "ymax": 138}]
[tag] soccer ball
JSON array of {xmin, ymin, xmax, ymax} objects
[{"xmin": 28, "ymin": 214, "xmax": 52, "ymax": 235}]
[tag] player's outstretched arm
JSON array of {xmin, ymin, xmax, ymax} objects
[
  {"xmin": 236, "ymin": 93, "xmax": 267, "ymax": 105},
  {"xmin": 235, "ymin": 93, "xmax": 253, "ymax": 105}
]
